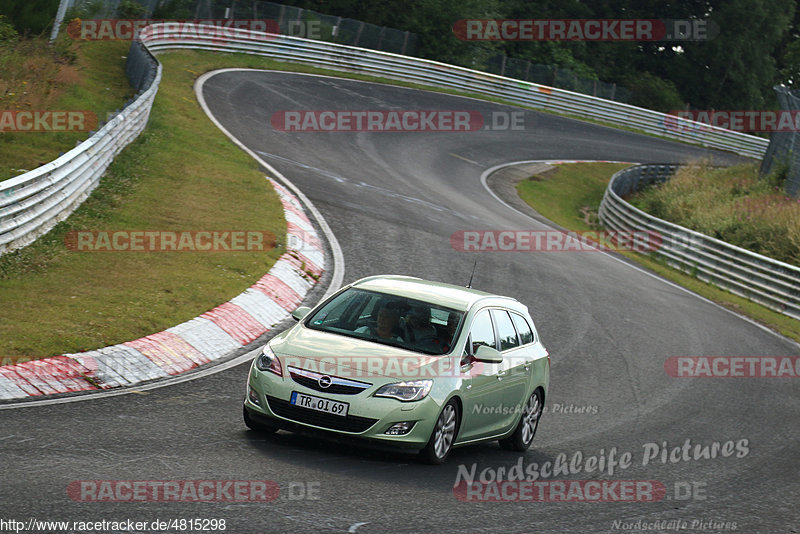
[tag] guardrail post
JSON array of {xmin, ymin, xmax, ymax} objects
[
  {"xmin": 354, "ymin": 21, "xmax": 364, "ymax": 47},
  {"xmin": 377, "ymin": 26, "xmax": 385, "ymax": 50},
  {"xmin": 49, "ymin": 0, "xmax": 71, "ymax": 42}
]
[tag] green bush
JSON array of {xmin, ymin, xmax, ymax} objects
[
  {"xmin": 632, "ymin": 163, "xmax": 800, "ymax": 265},
  {"xmin": 0, "ymin": 0, "xmax": 59, "ymax": 35},
  {"xmin": 625, "ymin": 72, "xmax": 685, "ymax": 112},
  {"xmin": 117, "ymin": 0, "xmax": 147, "ymax": 18},
  {"xmin": 65, "ymin": 0, "xmax": 106, "ymax": 20},
  {"xmin": 151, "ymin": 0, "xmax": 195, "ymax": 19},
  {"xmin": 0, "ymin": 14, "xmax": 19, "ymax": 42}
]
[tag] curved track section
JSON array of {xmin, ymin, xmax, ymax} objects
[{"xmin": 2, "ymin": 71, "xmax": 797, "ymax": 534}]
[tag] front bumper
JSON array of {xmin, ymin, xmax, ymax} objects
[{"xmin": 244, "ymin": 363, "xmax": 444, "ymax": 449}]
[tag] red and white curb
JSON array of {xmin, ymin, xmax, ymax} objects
[{"xmin": 0, "ymin": 178, "xmax": 325, "ymax": 400}]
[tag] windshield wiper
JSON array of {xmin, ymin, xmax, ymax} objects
[{"xmin": 365, "ymin": 337, "xmax": 408, "ymax": 350}]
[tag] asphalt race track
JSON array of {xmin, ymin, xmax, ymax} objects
[{"xmin": 3, "ymin": 71, "xmax": 799, "ymax": 534}]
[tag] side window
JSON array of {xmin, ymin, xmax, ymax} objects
[
  {"xmin": 511, "ymin": 313, "xmax": 534, "ymax": 345},
  {"xmin": 492, "ymin": 310, "xmax": 520, "ymax": 351},
  {"xmin": 468, "ymin": 310, "xmax": 496, "ymax": 354}
]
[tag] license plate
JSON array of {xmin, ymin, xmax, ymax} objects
[{"xmin": 290, "ymin": 391, "xmax": 349, "ymax": 417}]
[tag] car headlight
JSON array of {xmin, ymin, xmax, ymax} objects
[
  {"xmin": 255, "ymin": 345, "xmax": 282, "ymax": 377},
  {"xmin": 374, "ymin": 380, "xmax": 432, "ymax": 402}
]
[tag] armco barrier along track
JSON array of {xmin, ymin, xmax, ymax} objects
[
  {"xmin": 0, "ymin": 44, "xmax": 160, "ymax": 256},
  {"xmin": 599, "ymin": 164, "xmax": 800, "ymax": 320},
  {"xmin": 139, "ymin": 24, "xmax": 768, "ymax": 158}
]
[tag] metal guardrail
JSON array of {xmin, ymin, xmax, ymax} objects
[
  {"xmin": 0, "ymin": 41, "xmax": 161, "ymax": 255},
  {"xmin": 139, "ymin": 24, "xmax": 768, "ymax": 158},
  {"xmin": 599, "ymin": 164, "xmax": 800, "ymax": 320},
  {"xmin": 0, "ymin": 23, "xmax": 770, "ymax": 261}
]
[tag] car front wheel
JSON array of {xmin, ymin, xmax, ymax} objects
[
  {"xmin": 499, "ymin": 389, "xmax": 543, "ymax": 452},
  {"xmin": 420, "ymin": 400, "xmax": 459, "ymax": 464}
]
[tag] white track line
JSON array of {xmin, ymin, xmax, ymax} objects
[{"xmin": 195, "ymin": 69, "xmax": 345, "ymax": 302}]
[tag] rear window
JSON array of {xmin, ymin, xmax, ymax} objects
[{"xmin": 510, "ymin": 313, "xmax": 535, "ymax": 345}]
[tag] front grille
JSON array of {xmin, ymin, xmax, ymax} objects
[
  {"xmin": 290, "ymin": 373, "xmax": 357, "ymax": 394},
  {"xmin": 288, "ymin": 366, "xmax": 371, "ymax": 395},
  {"xmin": 266, "ymin": 395, "xmax": 378, "ymax": 433}
]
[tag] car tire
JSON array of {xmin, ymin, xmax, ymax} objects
[
  {"xmin": 499, "ymin": 389, "xmax": 543, "ymax": 452},
  {"xmin": 420, "ymin": 399, "xmax": 460, "ymax": 465},
  {"xmin": 243, "ymin": 405, "xmax": 279, "ymax": 434}
]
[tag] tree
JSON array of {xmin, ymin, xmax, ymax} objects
[
  {"xmin": 625, "ymin": 72, "xmax": 684, "ymax": 112},
  {"xmin": 669, "ymin": 0, "xmax": 794, "ymax": 109},
  {"xmin": 397, "ymin": 0, "xmax": 501, "ymax": 66},
  {"xmin": 0, "ymin": 0, "xmax": 60, "ymax": 35},
  {"xmin": 779, "ymin": 38, "xmax": 800, "ymax": 87}
]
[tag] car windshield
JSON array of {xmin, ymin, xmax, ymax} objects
[{"xmin": 305, "ymin": 288, "xmax": 465, "ymax": 355}]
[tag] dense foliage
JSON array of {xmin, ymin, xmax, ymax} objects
[
  {"xmin": 2, "ymin": 0, "xmax": 799, "ymax": 110},
  {"xmin": 279, "ymin": 0, "xmax": 799, "ymax": 111},
  {"xmin": 629, "ymin": 163, "xmax": 800, "ymax": 266}
]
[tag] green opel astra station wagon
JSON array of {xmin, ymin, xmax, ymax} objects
[{"xmin": 243, "ymin": 275, "xmax": 550, "ymax": 464}]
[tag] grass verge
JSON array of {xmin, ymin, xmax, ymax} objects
[
  {"xmin": 0, "ymin": 49, "xmax": 287, "ymax": 358},
  {"xmin": 0, "ymin": 36, "xmax": 134, "ymax": 180},
  {"xmin": 516, "ymin": 162, "xmax": 800, "ymax": 343},
  {"xmin": 628, "ymin": 162, "xmax": 799, "ymax": 266}
]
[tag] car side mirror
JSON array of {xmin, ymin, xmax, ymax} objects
[
  {"xmin": 474, "ymin": 344, "xmax": 503, "ymax": 363},
  {"xmin": 291, "ymin": 306, "xmax": 311, "ymax": 321}
]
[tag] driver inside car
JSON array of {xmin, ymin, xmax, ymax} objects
[{"xmin": 355, "ymin": 302, "xmax": 404, "ymax": 342}]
